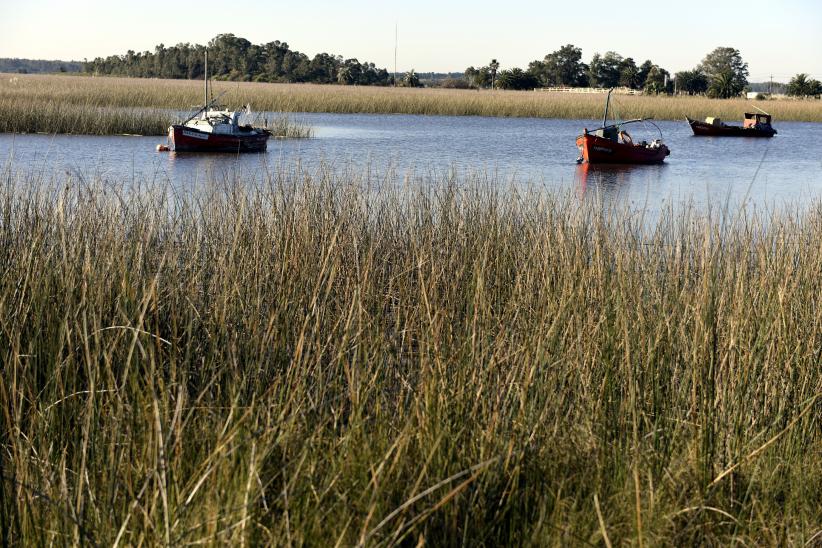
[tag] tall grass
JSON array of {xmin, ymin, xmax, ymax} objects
[
  {"xmin": 0, "ymin": 164, "xmax": 820, "ymax": 545},
  {"xmin": 0, "ymin": 77, "xmax": 312, "ymax": 137},
  {"xmin": 3, "ymin": 72, "xmax": 822, "ymax": 123},
  {"xmin": 0, "ymin": 96, "xmax": 171, "ymax": 135}
]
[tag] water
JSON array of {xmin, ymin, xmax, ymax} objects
[{"xmin": 2, "ymin": 113, "xmax": 822, "ymax": 214}]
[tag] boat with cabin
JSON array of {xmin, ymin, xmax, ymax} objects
[
  {"xmin": 686, "ymin": 111, "xmax": 777, "ymax": 137},
  {"xmin": 167, "ymin": 51, "xmax": 271, "ymax": 152},
  {"xmin": 576, "ymin": 89, "xmax": 670, "ymax": 164}
]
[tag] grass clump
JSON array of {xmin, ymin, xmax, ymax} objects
[
  {"xmin": 263, "ymin": 113, "xmax": 314, "ymax": 139},
  {"xmin": 0, "ymin": 164, "xmax": 820, "ymax": 545}
]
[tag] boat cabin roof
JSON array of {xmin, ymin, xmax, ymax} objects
[{"xmin": 744, "ymin": 112, "xmax": 771, "ymax": 123}]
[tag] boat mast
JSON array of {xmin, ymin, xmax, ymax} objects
[
  {"xmin": 204, "ymin": 50, "xmax": 208, "ymax": 109},
  {"xmin": 602, "ymin": 88, "xmax": 613, "ymax": 128}
]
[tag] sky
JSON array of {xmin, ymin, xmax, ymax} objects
[{"xmin": 1, "ymin": 0, "xmax": 821, "ymax": 82}]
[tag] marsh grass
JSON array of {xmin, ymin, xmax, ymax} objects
[
  {"xmin": 0, "ymin": 76, "xmax": 312, "ymax": 137},
  {"xmin": 3, "ymin": 72, "xmax": 822, "ymax": 123},
  {"xmin": 263, "ymin": 113, "xmax": 314, "ymax": 139},
  {"xmin": 0, "ymin": 96, "xmax": 171, "ymax": 135},
  {"xmin": 0, "ymin": 163, "xmax": 820, "ymax": 545}
]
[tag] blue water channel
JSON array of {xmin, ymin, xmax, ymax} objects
[{"xmin": 2, "ymin": 113, "xmax": 822, "ymax": 215}]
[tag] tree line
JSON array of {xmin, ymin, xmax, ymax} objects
[
  {"xmin": 0, "ymin": 58, "xmax": 82, "ymax": 74},
  {"xmin": 466, "ymin": 45, "xmax": 820, "ymax": 98},
  {"xmin": 81, "ymin": 35, "xmax": 821, "ymax": 98},
  {"xmin": 83, "ymin": 34, "xmax": 394, "ymax": 86},
  {"xmin": 465, "ymin": 45, "xmax": 745, "ymax": 97}
]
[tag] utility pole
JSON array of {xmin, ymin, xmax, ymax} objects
[
  {"xmin": 769, "ymin": 74, "xmax": 773, "ymax": 95},
  {"xmin": 394, "ymin": 23, "xmax": 398, "ymax": 87}
]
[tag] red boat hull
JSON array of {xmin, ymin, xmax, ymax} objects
[
  {"xmin": 576, "ymin": 133, "xmax": 670, "ymax": 164},
  {"xmin": 686, "ymin": 117, "xmax": 776, "ymax": 137},
  {"xmin": 168, "ymin": 125, "xmax": 270, "ymax": 152}
]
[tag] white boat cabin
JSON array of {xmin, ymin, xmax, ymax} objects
[{"xmin": 184, "ymin": 108, "xmax": 245, "ymax": 135}]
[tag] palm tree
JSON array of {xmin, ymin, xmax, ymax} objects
[
  {"xmin": 787, "ymin": 73, "xmax": 820, "ymax": 97},
  {"xmin": 788, "ymin": 73, "xmax": 810, "ymax": 96},
  {"xmin": 708, "ymin": 71, "xmax": 736, "ymax": 99},
  {"xmin": 489, "ymin": 59, "xmax": 500, "ymax": 89}
]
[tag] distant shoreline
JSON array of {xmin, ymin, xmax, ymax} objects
[{"xmin": 2, "ymin": 73, "xmax": 821, "ymax": 136}]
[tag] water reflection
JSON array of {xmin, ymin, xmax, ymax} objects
[{"xmin": 575, "ymin": 162, "xmax": 668, "ymax": 200}]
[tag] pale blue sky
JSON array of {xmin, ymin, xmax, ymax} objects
[{"xmin": 1, "ymin": 0, "xmax": 820, "ymax": 81}]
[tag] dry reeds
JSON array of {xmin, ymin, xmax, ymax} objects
[
  {"xmin": 3, "ymin": 72, "xmax": 822, "ymax": 124},
  {"xmin": 0, "ymin": 75, "xmax": 312, "ymax": 137},
  {"xmin": 0, "ymin": 162, "xmax": 819, "ymax": 545}
]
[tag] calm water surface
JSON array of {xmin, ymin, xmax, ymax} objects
[{"xmin": 2, "ymin": 113, "xmax": 822, "ymax": 214}]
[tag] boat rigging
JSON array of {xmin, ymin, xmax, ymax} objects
[
  {"xmin": 163, "ymin": 50, "xmax": 272, "ymax": 153},
  {"xmin": 575, "ymin": 89, "xmax": 671, "ymax": 164}
]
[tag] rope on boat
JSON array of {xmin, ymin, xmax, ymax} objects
[{"xmin": 640, "ymin": 118, "xmax": 664, "ymax": 141}]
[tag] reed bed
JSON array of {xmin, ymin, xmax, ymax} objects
[
  {"xmin": 0, "ymin": 77, "xmax": 313, "ymax": 137},
  {"xmin": 3, "ymin": 72, "xmax": 822, "ymax": 124},
  {"xmin": 0, "ymin": 96, "xmax": 170, "ymax": 135},
  {"xmin": 0, "ymin": 162, "xmax": 820, "ymax": 546}
]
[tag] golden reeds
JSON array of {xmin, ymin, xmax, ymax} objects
[
  {"xmin": 0, "ymin": 75, "xmax": 313, "ymax": 136},
  {"xmin": 0, "ymin": 163, "xmax": 819, "ymax": 545},
  {"xmin": 2, "ymin": 72, "xmax": 821, "ymax": 125}
]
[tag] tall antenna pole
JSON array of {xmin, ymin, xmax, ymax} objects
[
  {"xmin": 769, "ymin": 74, "xmax": 773, "ymax": 95},
  {"xmin": 204, "ymin": 50, "xmax": 208, "ymax": 108},
  {"xmin": 394, "ymin": 23, "xmax": 398, "ymax": 87}
]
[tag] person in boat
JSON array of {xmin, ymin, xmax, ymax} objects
[{"xmin": 618, "ymin": 130, "xmax": 633, "ymax": 145}]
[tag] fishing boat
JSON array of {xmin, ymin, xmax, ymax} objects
[
  {"xmin": 686, "ymin": 111, "xmax": 777, "ymax": 137},
  {"xmin": 167, "ymin": 52, "xmax": 271, "ymax": 152},
  {"xmin": 576, "ymin": 89, "xmax": 670, "ymax": 164}
]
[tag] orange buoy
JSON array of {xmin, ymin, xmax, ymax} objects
[{"xmin": 156, "ymin": 144, "xmax": 170, "ymax": 152}]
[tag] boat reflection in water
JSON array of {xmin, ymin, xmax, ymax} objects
[{"xmin": 575, "ymin": 162, "xmax": 667, "ymax": 200}]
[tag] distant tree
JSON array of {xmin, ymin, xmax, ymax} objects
[
  {"xmin": 489, "ymin": 59, "xmax": 500, "ymax": 88},
  {"xmin": 787, "ymin": 73, "xmax": 822, "ymax": 97},
  {"xmin": 637, "ymin": 60, "xmax": 654, "ymax": 88},
  {"xmin": 337, "ymin": 59, "xmax": 364, "ymax": 85},
  {"xmin": 308, "ymin": 52, "xmax": 342, "ymax": 83},
  {"xmin": 675, "ymin": 69, "xmax": 709, "ymax": 95},
  {"xmin": 402, "ymin": 69, "xmax": 420, "ymax": 87},
  {"xmin": 643, "ymin": 65, "xmax": 671, "ymax": 94},
  {"xmin": 528, "ymin": 44, "xmax": 588, "ymax": 87},
  {"xmin": 707, "ymin": 71, "xmax": 737, "ymax": 98},
  {"xmin": 618, "ymin": 57, "xmax": 639, "ymax": 89},
  {"xmin": 464, "ymin": 66, "xmax": 492, "ymax": 88},
  {"xmin": 440, "ymin": 77, "xmax": 471, "ymax": 89},
  {"xmin": 495, "ymin": 68, "xmax": 539, "ymax": 90},
  {"xmin": 0, "ymin": 58, "xmax": 82, "ymax": 73},
  {"xmin": 747, "ymin": 81, "xmax": 787, "ymax": 94},
  {"xmin": 699, "ymin": 47, "xmax": 748, "ymax": 98},
  {"xmin": 360, "ymin": 62, "xmax": 390, "ymax": 86},
  {"xmin": 336, "ymin": 64, "xmax": 353, "ymax": 85},
  {"xmin": 464, "ymin": 66, "xmax": 478, "ymax": 87},
  {"xmin": 588, "ymin": 52, "xmax": 623, "ymax": 88},
  {"xmin": 81, "ymin": 34, "xmax": 389, "ymax": 85}
]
